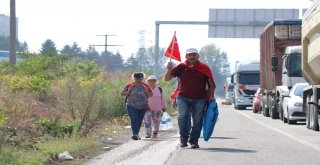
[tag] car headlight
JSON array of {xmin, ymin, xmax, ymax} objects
[
  {"xmin": 293, "ymin": 102, "xmax": 303, "ymax": 107},
  {"xmin": 237, "ymin": 99, "xmax": 245, "ymax": 103}
]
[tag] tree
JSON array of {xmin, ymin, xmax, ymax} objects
[
  {"xmin": 18, "ymin": 41, "xmax": 28, "ymax": 52},
  {"xmin": 40, "ymin": 39, "xmax": 57, "ymax": 55},
  {"xmin": 135, "ymin": 47, "xmax": 150, "ymax": 71},
  {"xmin": 61, "ymin": 42, "xmax": 84, "ymax": 58},
  {"xmin": 199, "ymin": 44, "xmax": 230, "ymax": 97},
  {"xmin": 124, "ymin": 54, "xmax": 140, "ymax": 71},
  {"xmin": 146, "ymin": 46, "xmax": 166, "ymax": 74},
  {"xmin": 99, "ymin": 51, "xmax": 124, "ymax": 72},
  {"xmin": 84, "ymin": 46, "xmax": 99, "ymax": 60},
  {"xmin": 0, "ymin": 36, "xmax": 28, "ymax": 52},
  {"xmin": 127, "ymin": 46, "xmax": 166, "ymax": 74}
]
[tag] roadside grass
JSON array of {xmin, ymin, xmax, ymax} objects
[
  {"xmin": 0, "ymin": 115, "xmax": 132, "ymax": 165},
  {"xmin": 36, "ymin": 136, "xmax": 102, "ymax": 164}
]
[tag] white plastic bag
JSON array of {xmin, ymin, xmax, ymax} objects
[{"xmin": 160, "ymin": 112, "xmax": 173, "ymax": 130}]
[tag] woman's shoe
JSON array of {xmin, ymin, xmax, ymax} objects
[{"xmin": 152, "ymin": 133, "xmax": 158, "ymax": 138}]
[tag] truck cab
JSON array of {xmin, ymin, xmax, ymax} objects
[
  {"xmin": 275, "ymin": 46, "xmax": 306, "ymax": 120},
  {"xmin": 231, "ymin": 61, "xmax": 260, "ymax": 110}
]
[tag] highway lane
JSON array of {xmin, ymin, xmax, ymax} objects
[
  {"xmin": 86, "ymin": 104, "xmax": 320, "ymax": 165},
  {"xmin": 166, "ymin": 105, "xmax": 320, "ymax": 165}
]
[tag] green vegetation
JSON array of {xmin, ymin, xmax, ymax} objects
[{"xmin": 0, "ymin": 51, "xmax": 132, "ymax": 164}]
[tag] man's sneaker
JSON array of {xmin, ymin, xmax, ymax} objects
[
  {"xmin": 145, "ymin": 134, "xmax": 151, "ymax": 138},
  {"xmin": 132, "ymin": 134, "xmax": 141, "ymax": 140},
  {"xmin": 190, "ymin": 141, "xmax": 199, "ymax": 149},
  {"xmin": 180, "ymin": 137, "xmax": 188, "ymax": 147}
]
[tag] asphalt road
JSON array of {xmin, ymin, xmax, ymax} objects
[{"xmin": 85, "ymin": 103, "xmax": 320, "ymax": 165}]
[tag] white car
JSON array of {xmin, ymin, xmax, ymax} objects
[{"xmin": 282, "ymin": 83, "xmax": 309, "ymax": 124}]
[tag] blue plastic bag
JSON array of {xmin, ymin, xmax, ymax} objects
[
  {"xmin": 202, "ymin": 101, "xmax": 219, "ymax": 141},
  {"xmin": 160, "ymin": 112, "xmax": 173, "ymax": 131}
]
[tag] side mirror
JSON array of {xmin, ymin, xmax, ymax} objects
[
  {"xmin": 231, "ymin": 74, "xmax": 234, "ymax": 83},
  {"xmin": 282, "ymin": 93, "xmax": 290, "ymax": 98},
  {"xmin": 272, "ymin": 56, "xmax": 278, "ymax": 71}
]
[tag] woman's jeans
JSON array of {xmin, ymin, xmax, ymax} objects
[
  {"xmin": 127, "ymin": 105, "xmax": 147, "ymax": 135},
  {"xmin": 176, "ymin": 95, "xmax": 207, "ymax": 142}
]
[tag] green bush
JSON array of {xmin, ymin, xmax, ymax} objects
[{"xmin": 35, "ymin": 118, "xmax": 80, "ymax": 138}]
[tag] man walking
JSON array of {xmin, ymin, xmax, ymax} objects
[{"xmin": 164, "ymin": 48, "xmax": 216, "ymax": 148}]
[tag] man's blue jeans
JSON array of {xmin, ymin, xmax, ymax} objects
[
  {"xmin": 176, "ymin": 95, "xmax": 207, "ymax": 142},
  {"xmin": 127, "ymin": 105, "xmax": 146, "ymax": 135}
]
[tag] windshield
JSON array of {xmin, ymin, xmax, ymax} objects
[
  {"xmin": 288, "ymin": 53, "xmax": 302, "ymax": 77},
  {"xmin": 238, "ymin": 73, "xmax": 260, "ymax": 85},
  {"xmin": 294, "ymin": 84, "xmax": 308, "ymax": 97}
]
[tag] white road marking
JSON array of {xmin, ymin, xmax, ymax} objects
[{"xmin": 234, "ymin": 109, "xmax": 320, "ymax": 152}]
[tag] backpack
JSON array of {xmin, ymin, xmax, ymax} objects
[
  {"xmin": 124, "ymin": 82, "xmax": 153, "ymax": 103},
  {"xmin": 158, "ymin": 87, "xmax": 163, "ymax": 95}
]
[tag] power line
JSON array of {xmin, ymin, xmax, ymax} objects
[{"xmin": 91, "ymin": 34, "xmax": 122, "ymax": 53}]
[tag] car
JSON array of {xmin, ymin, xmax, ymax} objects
[
  {"xmin": 252, "ymin": 88, "xmax": 262, "ymax": 113},
  {"xmin": 224, "ymin": 83, "xmax": 234, "ymax": 104},
  {"xmin": 282, "ymin": 83, "xmax": 309, "ymax": 124}
]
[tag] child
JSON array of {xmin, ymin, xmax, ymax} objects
[{"xmin": 143, "ymin": 75, "xmax": 167, "ymax": 138}]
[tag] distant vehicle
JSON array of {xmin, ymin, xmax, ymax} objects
[
  {"xmin": 0, "ymin": 50, "xmax": 21, "ymax": 62},
  {"xmin": 224, "ymin": 83, "xmax": 234, "ymax": 104},
  {"xmin": 252, "ymin": 88, "xmax": 263, "ymax": 113},
  {"xmin": 231, "ymin": 60, "xmax": 260, "ymax": 110},
  {"xmin": 301, "ymin": 0, "xmax": 320, "ymax": 131},
  {"xmin": 282, "ymin": 83, "xmax": 309, "ymax": 124},
  {"xmin": 0, "ymin": 50, "xmax": 10, "ymax": 61}
]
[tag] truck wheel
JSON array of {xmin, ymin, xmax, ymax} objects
[
  {"xmin": 278, "ymin": 99, "xmax": 283, "ymax": 121},
  {"xmin": 252, "ymin": 107, "xmax": 257, "ymax": 113},
  {"xmin": 271, "ymin": 107, "xmax": 279, "ymax": 119},
  {"xmin": 262, "ymin": 95, "xmax": 270, "ymax": 117},
  {"xmin": 262, "ymin": 102, "xmax": 270, "ymax": 117},
  {"xmin": 269, "ymin": 100, "xmax": 279, "ymax": 119},
  {"xmin": 283, "ymin": 106, "xmax": 288, "ymax": 123},
  {"xmin": 267, "ymin": 95, "xmax": 279, "ymax": 119},
  {"xmin": 306, "ymin": 96, "xmax": 311, "ymax": 129},
  {"xmin": 310, "ymin": 96, "xmax": 319, "ymax": 131}
]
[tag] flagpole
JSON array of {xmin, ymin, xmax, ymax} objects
[{"xmin": 169, "ymin": 31, "xmax": 176, "ymax": 62}]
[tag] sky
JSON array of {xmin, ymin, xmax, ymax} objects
[{"xmin": 0, "ymin": 0, "xmax": 315, "ymax": 72}]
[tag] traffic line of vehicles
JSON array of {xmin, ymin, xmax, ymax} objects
[{"xmin": 225, "ymin": 0, "xmax": 320, "ymax": 132}]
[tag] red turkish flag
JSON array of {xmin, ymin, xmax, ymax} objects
[{"xmin": 165, "ymin": 32, "xmax": 181, "ymax": 62}]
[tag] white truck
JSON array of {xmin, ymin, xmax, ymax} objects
[
  {"xmin": 277, "ymin": 46, "xmax": 306, "ymax": 121},
  {"xmin": 231, "ymin": 61, "xmax": 260, "ymax": 110},
  {"xmin": 301, "ymin": 0, "xmax": 320, "ymax": 131}
]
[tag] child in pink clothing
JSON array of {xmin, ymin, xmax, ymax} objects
[{"xmin": 143, "ymin": 75, "xmax": 167, "ymax": 138}]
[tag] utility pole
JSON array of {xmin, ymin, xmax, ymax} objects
[
  {"xmin": 92, "ymin": 34, "xmax": 122, "ymax": 54},
  {"xmin": 9, "ymin": 0, "xmax": 16, "ymax": 65},
  {"xmin": 92, "ymin": 34, "xmax": 122, "ymax": 67}
]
